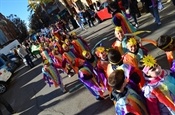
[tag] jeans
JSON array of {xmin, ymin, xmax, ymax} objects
[
  {"xmin": 25, "ymin": 54, "xmax": 34, "ymax": 68},
  {"xmin": 149, "ymin": 6, "xmax": 161, "ymax": 23},
  {"xmin": 172, "ymin": 0, "xmax": 175, "ymax": 5}
]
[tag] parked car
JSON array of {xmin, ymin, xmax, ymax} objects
[
  {"xmin": 0, "ymin": 68, "xmax": 12, "ymax": 94},
  {"xmin": 0, "ymin": 54, "xmax": 19, "ymax": 73},
  {"xmin": 6, "ymin": 53, "xmax": 20, "ymax": 65},
  {"xmin": 95, "ymin": 2, "xmax": 112, "ymax": 22}
]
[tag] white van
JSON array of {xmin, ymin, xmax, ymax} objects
[{"xmin": 0, "ymin": 68, "xmax": 12, "ymax": 93}]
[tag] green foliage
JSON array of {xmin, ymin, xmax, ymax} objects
[{"xmin": 28, "ymin": 0, "xmax": 56, "ymax": 31}]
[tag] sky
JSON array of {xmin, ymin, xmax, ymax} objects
[{"xmin": 0, "ymin": 0, "xmax": 30, "ymax": 27}]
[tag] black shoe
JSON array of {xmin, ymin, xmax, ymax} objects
[
  {"xmin": 96, "ymin": 96, "xmax": 104, "ymax": 100},
  {"xmin": 137, "ymin": 14, "xmax": 141, "ymax": 18}
]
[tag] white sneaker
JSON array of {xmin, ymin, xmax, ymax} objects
[
  {"xmin": 68, "ymin": 74, "xmax": 72, "ymax": 77},
  {"xmin": 135, "ymin": 24, "xmax": 138, "ymax": 28},
  {"xmin": 158, "ymin": 22, "xmax": 161, "ymax": 25}
]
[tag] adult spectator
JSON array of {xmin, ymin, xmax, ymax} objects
[
  {"xmin": 17, "ymin": 45, "xmax": 34, "ymax": 68},
  {"xmin": 85, "ymin": 9, "xmax": 95, "ymax": 27},
  {"xmin": 145, "ymin": 0, "xmax": 161, "ymax": 25}
]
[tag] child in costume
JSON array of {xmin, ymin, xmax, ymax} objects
[
  {"xmin": 123, "ymin": 37, "xmax": 147, "ymax": 87},
  {"xmin": 50, "ymin": 48, "xmax": 73, "ymax": 77},
  {"xmin": 108, "ymin": 69, "xmax": 149, "ymax": 115},
  {"xmin": 157, "ymin": 35, "xmax": 175, "ymax": 66},
  {"xmin": 42, "ymin": 60, "xmax": 66, "ymax": 93},
  {"xmin": 141, "ymin": 55, "xmax": 175, "ymax": 114},
  {"xmin": 95, "ymin": 46, "xmax": 112, "ymax": 91},
  {"xmin": 112, "ymin": 26, "xmax": 127, "ymax": 55},
  {"xmin": 95, "ymin": 46, "xmax": 109, "ymax": 76},
  {"xmin": 40, "ymin": 46, "xmax": 53, "ymax": 64},
  {"xmin": 112, "ymin": 26, "xmax": 147, "ymax": 55},
  {"xmin": 73, "ymin": 58, "xmax": 105, "ymax": 100},
  {"xmin": 65, "ymin": 38, "xmax": 74, "ymax": 50},
  {"xmin": 108, "ymin": 1, "xmax": 136, "ymax": 33},
  {"xmin": 71, "ymin": 32, "xmax": 90, "ymax": 58},
  {"xmin": 123, "ymin": 37, "xmax": 147, "ymax": 69},
  {"xmin": 62, "ymin": 44, "xmax": 79, "ymax": 74},
  {"xmin": 82, "ymin": 50, "xmax": 109, "ymax": 92},
  {"xmin": 107, "ymin": 48, "xmax": 142, "ymax": 93}
]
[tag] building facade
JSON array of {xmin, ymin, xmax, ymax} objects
[{"xmin": 0, "ymin": 13, "xmax": 18, "ymax": 46}]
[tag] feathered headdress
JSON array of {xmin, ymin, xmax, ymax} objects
[
  {"xmin": 127, "ymin": 38, "xmax": 137, "ymax": 46},
  {"xmin": 141, "ymin": 55, "xmax": 157, "ymax": 73}
]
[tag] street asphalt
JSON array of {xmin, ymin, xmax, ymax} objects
[{"xmin": 1, "ymin": 1, "xmax": 175, "ymax": 115}]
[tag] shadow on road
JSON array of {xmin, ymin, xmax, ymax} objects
[
  {"xmin": 75, "ymin": 97, "xmax": 114, "ymax": 115},
  {"xmin": 19, "ymin": 89, "xmax": 65, "ymax": 115},
  {"xmin": 65, "ymin": 79, "xmax": 84, "ymax": 93}
]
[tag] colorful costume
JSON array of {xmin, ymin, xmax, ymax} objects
[
  {"xmin": 107, "ymin": 63, "xmax": 142, "ymax": 93},
  {"xmin": 123, "ymin": 38, "xmax": 147, "ymax": 68},
  {"xmin": 31, "ymin": 44, "xmax": 40, "ymax": 56},
  {"xmin": 78, "ymin": 61, "xmax": 105, "ymax": 99},
  {"xmin": 82, "ymin": 51, "xmax": 108, "ymax": 91},
  {"xmin": 42, "ymin": 61, "xmax": 65, "ymax": 92},
  {"xmin": 112, "ymin": 12, "xmax": 136, "ymax": 33},
  {"xmin": 110, "ymin": 88, "xmax": 149, "ymax": 115},
  {"xmin": 41, "ymin": 49, "xmax": 53, "ymax": 64},
  {"xmin": 72, "ymin": 37, "xmax": 90, "ymax": 58},
  {"xmin": 123, "ymin": 41, "xmax": 147, "ymax": 88},
  {"xmin": 112, "ymin": 39, "xmax": 126, "ymax": 55},
  {"xmin": 62, "ymin": 50, "xmax": 79, "ymax": 74},
  {"xmin": 141, "ymin": 55, "xmax": 175, "ymax": 114}
]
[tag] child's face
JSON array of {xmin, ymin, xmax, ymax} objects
[
  {"xmin": 127, "ymin": 44, "xmax": 138, "ymax": 53},
  {"xmin": 146, "ymin": 64, "xmax": 162, "ymax": 78},
  {"xmin": 115, "ymin": 30, "xmax": 124, "ymax": 41},
  {"xmin": 63, "ymin": 46, "xmax": 69, "ymax": 51},
  {"xmin": 85, "ymin": 52, "xmax": 92, "ymax": 59},
  {"xmin": 65, "ymin": 40, "xmax": 70, "ymax": 45},
  {"xmin": 99, "ymin": 51, "xmax": 107, "ymax": 60}
]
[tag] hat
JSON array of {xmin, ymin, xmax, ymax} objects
[
  {"xmin": 127, "ymin": 38, "xmax": 137, "ymax": 46},
  {"xmin": 82, "ymin": 50, "xmax": 89, "ymax": 57},
  {"xmin": 115, "ymin": 26, "xmax": 122, "ymax": 31},
  {"xmin": 141, "ymin": 55, "xmax": 157, "ymax": 74},
  {"xmin": 43, "ymin": 60, "xmax": 49, "ymax": 65},
  {"xmin": 62, "ymin": 43, "xmax": 67, "ymax": 49},
  {"xmin": 71, "ymin": 32, "xmax": 76, "ymax": 36}
]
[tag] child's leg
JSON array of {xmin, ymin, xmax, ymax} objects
[{"xmin": 83, "ymin": 83, "xmax": 104, "ymax": 100}]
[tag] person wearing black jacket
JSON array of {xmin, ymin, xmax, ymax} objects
[{"xmin": 85, "ymin": 9, "xmax": 95, "ymax": 27}]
